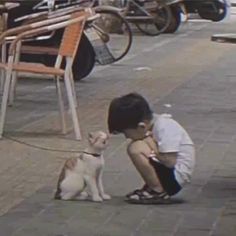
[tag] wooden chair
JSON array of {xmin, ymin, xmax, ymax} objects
[
  {"xmin": 0, "ymin": 12, "xmax": 82, "ymax": 99},
  {"xmin": 0, "ymin": 6, "xmax": 89, "ymax": 91},
  {"xmin": 0, "ymin": 11, "xmax": 88, "ymax": 140}
]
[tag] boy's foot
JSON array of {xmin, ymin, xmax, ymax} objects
[
  {"xmin": 125, "ymin": 184, "xmax": 148, "ymax": 199},
  {"xmin": 125, "ymin": 187, "xmax": 172, "ymax": 204}
]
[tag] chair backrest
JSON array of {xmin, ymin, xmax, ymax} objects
[{"xmin": 58, "ymin": 11, "xmax": 86, "ymax": 60}]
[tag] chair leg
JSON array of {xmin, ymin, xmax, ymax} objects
[
  {"xmin": 0, "ymin": 44, "xmax": 7, "ymax": 92},
  {"xmin": 9, "ymin": 42, "xmax": 21, "ymax": 106},
  {"xmin": 55, "ymin": 76, "xmax": 67, "ymax": 134},
  {"xmin": 0, "ymin": 68, "xmax": 12, "ymax": 138},
  {"xmin": 64, "ymin": 71, "xmax": 82, "ymax": 140},
  {"xmin": 69, "ymin": 68, "xmax": 78, "ymax": 108},
  {"xmin": 0, "ymin": 69, "xmax": 3, "ymax": 92},
  {"xmin": 9, "ymin": 71, "xmax": 18, "ymax": 106}
]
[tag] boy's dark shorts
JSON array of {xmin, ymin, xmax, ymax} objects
[{"xmin": 149, "ymin": 158, "xmax": 182, "ymax": 196}]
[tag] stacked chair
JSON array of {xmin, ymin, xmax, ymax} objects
[{"xmin": 0, "ymin": 5, "xmax": 95, "ymax": 140}]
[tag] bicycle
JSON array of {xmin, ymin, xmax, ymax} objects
[
  {"xmin": 120, "ymin": 0, "xmax": 172, "ymax": 36},
  {"xmin": 41, "ymin": 0, "xmax": 133, "ymax": 64}
]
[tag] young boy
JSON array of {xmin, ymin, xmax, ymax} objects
[{"xmin": 108, "ymin": 92, "xmax": 195, "ymax": 204}]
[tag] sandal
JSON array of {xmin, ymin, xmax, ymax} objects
[
  {"xmin": 125, "ymin": 184, "xmax": 148, "ymax": 199},
  {"xmin": 125, "ymin": 188, "xmax": 172, "ymax": 205}
]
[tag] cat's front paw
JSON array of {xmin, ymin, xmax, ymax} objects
[
  {"xmin": 102, "ymin": 194, "xmax": 111, "ymax": 200},
  {"xmin": 92, "ymin": 195, "xmax": 103, "ymax": 202}
]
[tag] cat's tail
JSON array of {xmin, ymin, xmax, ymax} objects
[
  {"xmin": 54, "ymin": 187, "xmax": 61, "ymax": 200},
  {"xmin": 54, "ymin": 164, "xmax": 67, "ymax": 200}
]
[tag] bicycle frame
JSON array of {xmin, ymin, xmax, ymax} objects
[
  {"xmin": 119, "ymin": 0, "xmax": 172, "ymax": 36},
  {"xmin": 124, "ymin": 0, "xmax": 162, "ymax": 22}
]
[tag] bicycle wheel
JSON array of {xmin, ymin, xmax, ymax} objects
[
  {"xmin": 135, "ymin": 0, "xmax": 172, "ymax": 36},
  {"xmin": 93, "ymin": 9, "xmax": 132, "ymax": 62}
]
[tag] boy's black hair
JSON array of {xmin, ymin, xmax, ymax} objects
[{"xmin": 108, "ymin": 93, "xmax": 153, "ymax": 134}]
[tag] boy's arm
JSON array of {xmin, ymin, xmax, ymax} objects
[
  {"xmin": 143, "ymin": 135, "xmax": 159, "ymax": 155},
  {"xmin": 156, "ymin": 152, "xmax": 177, "ymax": 168},
  {"xmin": 142, "ymin": 135, "xmax": 177, "ymax": 168}
]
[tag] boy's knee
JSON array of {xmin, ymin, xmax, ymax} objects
[{"xmin": 127, "ymin": 140, "xmax": 149, "ymax": 157}]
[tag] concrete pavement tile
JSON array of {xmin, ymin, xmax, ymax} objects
[
  {"xmin": 197, "ymin": 142, "xmax": 228, "ymax": 159},
  {"xmin": 5, "ymin": 195, "xmax": 126, "ymax": 235},
  {"xmin": 190, "ymin": 129, "xmax": 213, "ymax": 140},
  {"xmin": 191, "ymin": 198, "xmax": 228, "ymax": 209},
  {"xmin": 174, "ymin": 229, "xmax": 211, "ymax": 236},
  {"xmin": 105, "ymin": 168, "xmax": 145, "ymax": 194},
  {"xmin": 210, "ymin": 199, "xmax": 236, "ymax": 236},
  {"xmin": 207, "ymin": 132, "xmax": 235, "ymax": 144},
  {"xmin": 217, "ymin": 168, "xmax": 236, "ymax": 178},
  {"xmin": 225, "ymin": 198, "xmax": 236, "ymax": 206},
  {"xmin": 191, "ymin": 120, "xmax": 219, "ymax": 132},
  {"xmin": 131, "ymin": 209, "xmax": 182, "ymax": 233},
  {"xmin": 93, "ymin": 226, "xmax": 133, "ymax": 236},
  {"xmin": 12, "ymin": 222, "xmax": 69, "ymax": 236},
  {"xmin": 94, "ymin": 205, "xmax": 155, "ymax": 236},
  {"xmin": 200, "ymin": 179, "xmax": 236, "ymax": 199},
  {"xmin": 215, "ymin": 126, "xmax": 236, "ymax": 136},
  {"xmin": 133, "ymin": 232, "xmax": 171, "ymax": 236},
  {"xmin": 0, "ymin": 188, "xmax": 53, "ymax": 235},
  {"xmin": 222, "ymin": 154, "xmax": 236, "ymax": 165},
  {"xmin": 225, "ymin": 142, "xmax": 236, "ymax": 155},
  {"xmin": 189, "ymin": 137, "xmax": 205, "ymax": 147},
  {"xmin": 176, "ymin": 208, "xmax": 222, "ymax": 231},
  {"xmin": 0, "ymin": 216, "xmax": 31, "ymax": 236},
  {"xmin": 211, "ymin": 215, "xmax": 236, "ymax": 236}
]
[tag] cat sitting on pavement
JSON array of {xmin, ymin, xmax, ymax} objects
[{"xmin": 54, "ymin": 131, "xmax": 111, "ymax": 202}]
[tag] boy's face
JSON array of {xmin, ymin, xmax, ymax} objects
[{"xmin": 123, "ymin": 121, "xmax": 150, "ymax": 140}]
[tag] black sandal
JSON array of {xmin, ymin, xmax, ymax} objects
[
  {"xmin": 125, "ymin": 184, "xmax": 148, "ymax": 199},
  {"xmin": 125, "ymin": 188, "xmax": 172, "ymax": 205}
]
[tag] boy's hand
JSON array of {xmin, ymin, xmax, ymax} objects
[{"xmin": 143, "ymin": 135, "xmax": 177, "ymax": 167}]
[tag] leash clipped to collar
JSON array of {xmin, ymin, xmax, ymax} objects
[{"xmin": 82, "ymin": 151, "xmax": 101, "ymax": 157}]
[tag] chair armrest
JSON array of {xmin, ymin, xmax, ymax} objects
[
  {"xmin": 8, "ymin": 14, "xmax": 88, "ymax": 55},
  {"xmin": 0, "ymin": 14, "xmax": 72, "ymax": 46},
  {"xmin": 14, "ymin": 5, "xmax": 84, "ymax": 24},
  {"xmin": 0, "ymin": 2, "xmax": 20, "ymax": 11},
  {"xmin": 14, "ymin": 11, "xmax": 48, "ymax": 23}
]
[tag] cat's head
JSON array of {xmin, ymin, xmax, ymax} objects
[{"xmin": 88, "ymin": 131, "xmax": 109, "ymax": 151}]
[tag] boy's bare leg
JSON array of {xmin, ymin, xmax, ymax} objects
[{"xmin": 127, "ymin": 140, "xmax": 164, "ymax": 193}]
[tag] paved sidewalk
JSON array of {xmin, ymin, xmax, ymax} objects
[{"xmin": 0, "ymin": 20, "xmax": 236, "ymax": 235}]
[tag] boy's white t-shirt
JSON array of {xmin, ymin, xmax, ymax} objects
[{"xmin": 151, "ymin": 114, "xmax": 195, "ymax": 186}]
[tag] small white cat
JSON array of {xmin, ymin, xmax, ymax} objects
[{"xmin": 54, "ymin": 131, "xmax": 111, "ymax": 202}]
